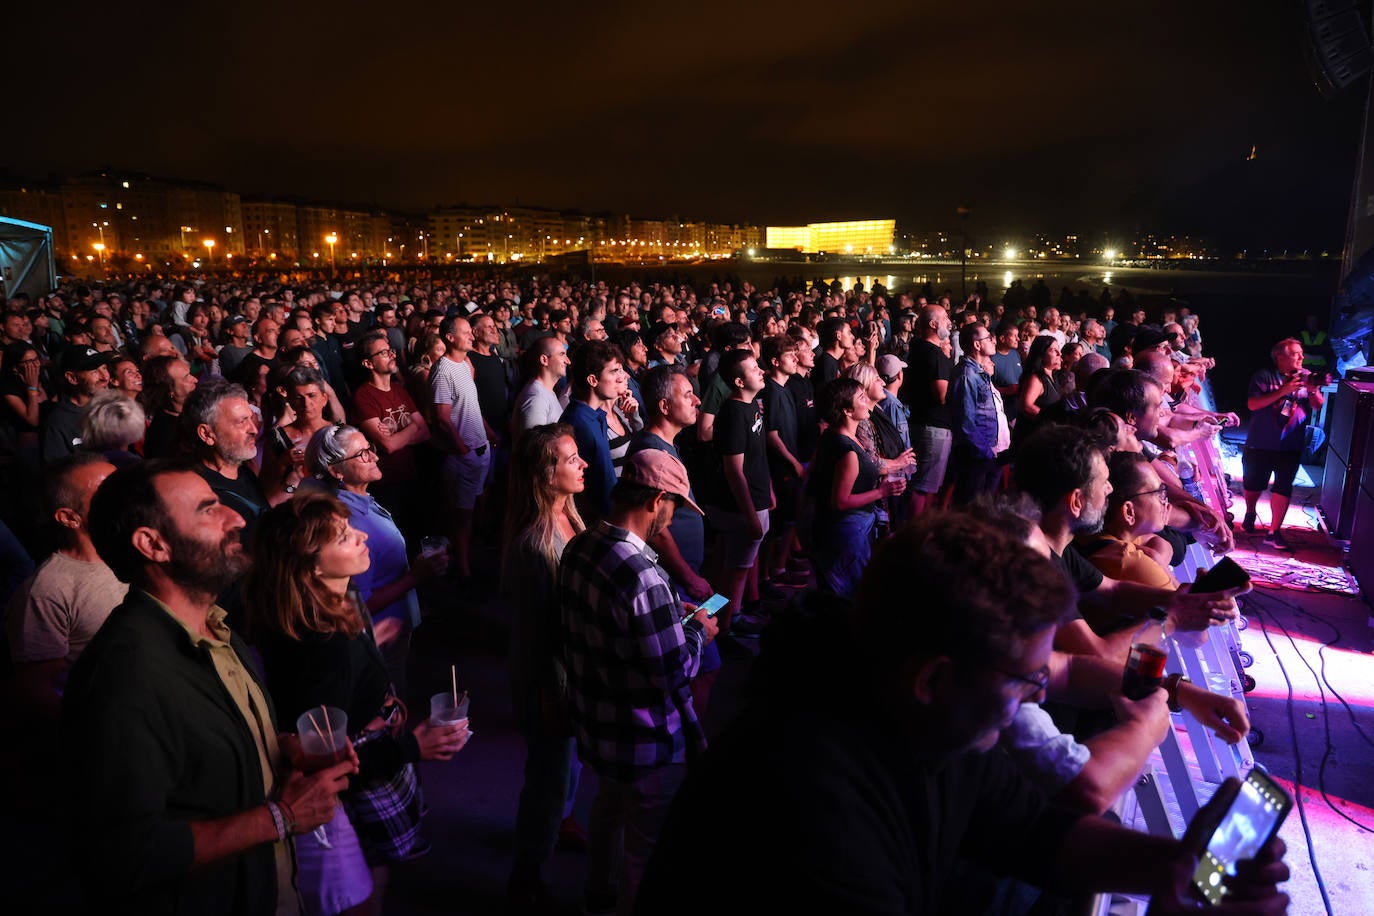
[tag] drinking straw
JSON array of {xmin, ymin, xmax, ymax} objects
[
  {"xmin": 320, "ymin": 704, "xmax": 334, "ymax": 748},
  {"xmin": 451, "ymin": 665, "xmax": 458, "ymax": 707},
  {"xmin": 306, "ymin": 709, "xmax": 326, "ymax": 742}
]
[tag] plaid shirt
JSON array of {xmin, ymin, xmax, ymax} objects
[{"xmin": 559, "ymin": 520, "xmax": 707, "ymax": 781}]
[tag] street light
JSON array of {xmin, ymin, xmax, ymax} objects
[
  {"xmin": 325, "ymin": 233, "xmax": 338, "ymax": 276},
  {"xmin": 203, "ymin": 238, "xmax": 215, "ymax": 266},
  {"xmin": 93, "ymin": 242, "xmax": 106, "ymax": 268}
]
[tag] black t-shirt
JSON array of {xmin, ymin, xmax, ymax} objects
[
  {"xmin": 712, "ymin": 396, "xmax": 771, "ymax": 511},
  {"xmin": 469, "ymin": 350, "xmax": 510, "ymax": 432},
  {"xmin": 1051, "ymin": 542, "xmax": 1103, "ymax": 596},
  {"xmin": 232, "ymin": 352, "xmax": 277, "ymax": 388},
  {"xmin": 143, "ymin": 410, "xmax": 183, "ymax": 459},
  {"xmin": 761, "ymin": 377, "xmax": 799, "ymax": 479},
  {"xmin": 810, "ymin": 429, "xmax": 879, "ymax": 523},
  {"xmin": 195, "ymin": 464, "xmax": 269, "ymax": 535},
  {"xmin": 0, "ymin": 376, "xmax": 38, "ymax": 433},
  {"xmin": 786, "ymin": 373, "xmax": 819, "ymax": 461},
  {"xmin": 815, "ymin": 350, "xmax": 842, "ymax": 388},
  {"xmin": 902, "ymin": 339, "xmax": 954, "ymax": 429}
]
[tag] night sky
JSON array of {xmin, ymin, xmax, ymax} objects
[{"xmin": 8, "ymin": 2, "xmax": 1367, "ymax": 247}]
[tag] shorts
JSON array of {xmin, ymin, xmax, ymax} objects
[
  {"xmin": 910, "ymin": 425, "xmax": 953, "ymax": 494},
  {"xmin": 443, "ymin": 445, "xmax": 491, "ymax": 510},
  {"xmin": 706, "ymin": 506, "xmax": 770, "ymax": 569},
  {"xmin": 1241, "ymin": 447, "xmax": 1301, "ymax": 498}
]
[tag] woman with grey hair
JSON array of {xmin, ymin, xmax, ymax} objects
[
  {"xmin": 305, "ymin": 423, "xmax": 448, "ymax": 693},
  {"xmin": 79, "ymin": 390, "xmax": 146, "ymax": 468}
]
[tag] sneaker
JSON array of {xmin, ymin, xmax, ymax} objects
[
  {"xmin": 1263, "ymin": 529, "xmax": 1291, "ymax": 550},
  {"xmin": 757, "ymin": 581, "xmax": 789, "ymax": 600},
  {"xmin": 1241, "ymin": 512, "xmax": 1257, "ymax": 533},
  {"xmin": 730, "ymin": 612, "xmax": 770, "ymax": 637}
]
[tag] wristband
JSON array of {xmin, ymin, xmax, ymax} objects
[
  {"xmin": 26, "ymin": 386, "xmax": 39, "ymax": 392},
  {"xmin": 278, "ymin": 799, "xmax": 298, "ymax": 836},
  {"xmin": 266, "ymin": 801, "xmax": 287, "ymax": 842},
  {"xmin": 1162, "ymin": 672, "xmax": 1189, "ymax": 713}
]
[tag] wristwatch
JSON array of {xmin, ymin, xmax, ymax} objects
[{"xmin": 1162, "ymin": 672, "xmax": 1190, "ymax": 713}]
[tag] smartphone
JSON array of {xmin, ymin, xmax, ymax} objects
[
  {"xmin": 1191, "ymin": 557, "xmax": 1251, "ymax": 594},
  {"xmin": 1192, "ymin": 768, "xmax": 1292, "ymax": 905},
  {"xmin": 683, "ymin": 593, "xmax": 729, "ymax": 622}
]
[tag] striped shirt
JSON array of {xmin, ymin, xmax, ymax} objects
[{"xmin": 559, "ymin": 521, "xmax": 707, "ymax": 781}]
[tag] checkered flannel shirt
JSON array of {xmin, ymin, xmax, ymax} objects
[{"xmin": 559, "ymin": 520, "xmax": 707, "ymax": 781}]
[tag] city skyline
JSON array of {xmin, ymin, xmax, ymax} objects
[
  {"xmin": 1, "ymin": 164, "xmax": 1272, "ymax": 267},
  {"xmin": 5, "ymin": 2, "xmax": 1365, "ymax": 251}
]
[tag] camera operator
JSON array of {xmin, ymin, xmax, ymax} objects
[{"xmin": 1240, "ymin": 338, "xmax": 1326, "ymax": 550}]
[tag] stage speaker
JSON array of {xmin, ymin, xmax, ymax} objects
[
  {"xmin": 1307, "ymin": 0, "xmax": 1374, "ymax": 92},
  {"xmin": 1348, "ymin": 455, "xmax": 1374, "ymax": 603},
  {"xmin": 1320, "ymin": 379, "xmax": 1374, "ymax": 537}
]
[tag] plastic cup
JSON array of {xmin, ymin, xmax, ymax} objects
[
  {"xmin": 296, "ymin": 706, "xmax": 349, "ymax": 773},
  {"xmin": 430, "ymin": 691, "xmax": 470, "ymax": 726}
]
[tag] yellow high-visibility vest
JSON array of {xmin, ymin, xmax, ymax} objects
[{"xmin": 1301, "ymin": 330, "xmax": 1328, "ymax": 368}]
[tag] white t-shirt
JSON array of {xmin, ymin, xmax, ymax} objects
[
  {"xmin": 511, "ymin": 379, "xmax": 566, "ymax": 441},
  {"xmin": 430, "ymin": 354, "xmax": 488, "ymax": 449}
]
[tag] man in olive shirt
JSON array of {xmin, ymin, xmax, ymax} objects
[{"xmin": 64, "ymin": 461, "xmax": 353, "ymax": 915}]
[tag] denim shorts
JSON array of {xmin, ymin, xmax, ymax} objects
[{"xmin": 910, "ymin": 425, "xmax": 953, "ymax": 494}]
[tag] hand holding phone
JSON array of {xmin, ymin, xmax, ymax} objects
[
  {"xmin": 683, "ymin": 593, "xmax": 729, "ymax": 622},
  {"xmin": 1191, "ymin": 557, "xmax": 1251, "ymax": 595},
  {"xmin": 1185, "ymin": 770, "xmax": 1292, "ymax": 906}
]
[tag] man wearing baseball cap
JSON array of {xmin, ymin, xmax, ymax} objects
[
  {"xmin": 40, "ymin": 347, "xmax": 110, "ymax": 464},
  {"xmin": 558, "ymin": 449, "xmax": 718, "ymax": 916}
]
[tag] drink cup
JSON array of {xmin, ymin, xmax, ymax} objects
[
  {"xmin": 430, "ymin": 691, "xmax": 470, "ymax": 726},
  {"xmin": 296, "ymin": 706, "xmax": 349, "ymax": 773}
]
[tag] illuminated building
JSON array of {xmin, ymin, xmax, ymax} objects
[{"xmin": 765, "ymin": 219, "xmax": 896, "ymax": 255}]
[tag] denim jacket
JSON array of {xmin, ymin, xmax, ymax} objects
[{"xmin": 951, "ymin": 356, "xmax": 1000, "ymax": 458}]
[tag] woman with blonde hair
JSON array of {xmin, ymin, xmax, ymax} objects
[
  {"xmin": 247, "ymin": 493, "xmax": 469, "ymax": 915},
  {"xmin": 502, "ymin": 422, "xmax": 590, "ymax": 906}
]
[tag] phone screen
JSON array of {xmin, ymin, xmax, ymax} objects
[
  {"xmin": 684, "ymin": 593, "xmax": 729, "ymax": 621},
  {"xmin": 1192, "ymin": 770, "xmax": 1292, "ymax": 905}
]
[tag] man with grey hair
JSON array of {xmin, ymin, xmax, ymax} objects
[
  {"xmin": 182, "ymin": 379, "xmax": 270, "ymax": 533},
  {"xmin": 579, "ymin": 315, "xmax": 608, "ymax": 342},
  {"xmin": 1080, "ymin": 319, "xmax": 1111, "ymax": 359}
]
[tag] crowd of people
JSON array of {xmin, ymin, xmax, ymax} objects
[{"xmin": 0, "ymin": 271, "xmax": 1304, "ymax": 914}]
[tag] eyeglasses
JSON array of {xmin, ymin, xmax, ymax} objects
[
  {"xmin": 334, "ymin": 445, "xmax": 378, "ymax": 465},
  {"xmin": 986, "ymin": 663, "xmax": 1051, "ymax": 700},
  {"xmin": 1120, "ymin": 484, "xmax": 1169, "ymax": 505},
  {"xmin": 366, "ymin": 347, "xmax": 394, "ymax": 360}
]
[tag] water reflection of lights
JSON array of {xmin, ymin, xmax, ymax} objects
[
  {"xmin": 1103, "ymin": 272, "xmax": 1114, "ymax": 285},
  {"xmin": 1003, "ymin": 271, "xmax": 1014, "ymax": 289},
  {"xmin": 832, "ymin": 275, "xmax": 901, "ymax": 291}
]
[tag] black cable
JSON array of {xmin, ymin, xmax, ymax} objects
[
  {"xmin": 1246, "ymin": 588, "xmax": 1374, "ymax": 847},
  {"xmin": 1252, "ymin": 588, "xmax": 1374, "ymax": 752},
  {"xmin": 1247, "ymin": 604, "xmax": 1336, "ymax": 916}
]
